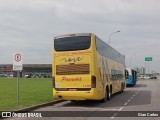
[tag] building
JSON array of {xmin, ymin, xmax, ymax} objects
[
  {"xmin": 134, "ymin": 67, "xmax": 145, "ymax": 75},
  {"xmin": 0, "ymin": 64, "xmax": 52, "ymax": 78}
]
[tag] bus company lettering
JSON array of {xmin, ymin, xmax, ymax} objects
[
  {"xmin": 62, "ymin": 76, "xmax": 82, "ymax": 81},
  {"xmin": 61, "ymin": 57, "xmax": 83, "ymax": 63}
]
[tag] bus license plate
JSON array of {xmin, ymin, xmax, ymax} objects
[{"xmin": 68, "ymin": 89, "xmax": 77, "ymax": 91}]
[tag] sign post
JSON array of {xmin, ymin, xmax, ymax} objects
[
  {"xmin": 13, "ymin": 53, "xmax": 23, "ymax": 107},
  {"xmin": 145, "ymin": 57, "xmax": 152, "ymax": 74},
  {"xmin": 145, "ymin": 57, "xmax": 152, "ymax": 61}
]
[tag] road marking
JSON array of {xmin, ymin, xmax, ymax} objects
[
  {"xmin": 53, "ymin": 87, "xmax": 144, "ymax": 119},
  {"xmin": 124, "ymin": 102, "xmax": 128, "ymax": 106},
  {"xmin": 135, "ymin": 87, "xmax": 143, "ymax": 95},
  {"xmin": 110, "ymin": 113, "xmax": 118, "ymax": 119},
  {"xmin": 54, "ymin": 101, "xmax": 71, "ymax": 107},
  {"xmin": 123, "ymin": 87, "xmax": 143, "ymax": 107},
  {"xmin": 58, "ymin": 106, "xmax": 119, "ymax": 111},
  {"xmin": 111, "ymin": 86, "xmax": 144, "ymax": 119},
  {"xmin": 118, "ymin": 107, "xmax": 124, "ymax": 111}
]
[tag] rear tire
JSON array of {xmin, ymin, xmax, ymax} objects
[
  {"xmin": 100, "ymin": 88, "xmax": 107, "ymax": 103},
  {"xmin": 107, "ymin": 87, "xmax": 111, "ymax": 100},
  {"xmin": 100, "ymin": 87, "xmax": 111, "ymax": 102},
  {"xmin": 119, "ymin": 84, "xmax": 124, "ymax": 93}
]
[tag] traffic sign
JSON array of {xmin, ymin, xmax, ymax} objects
[
  {"xmin": 13, "ymin": 53, "xmax": 23, "ymax": 71},
  {"xmin": 145, "ymin": 57, "xmax": 152, "ymax": 61}
]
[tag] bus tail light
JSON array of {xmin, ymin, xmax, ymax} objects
[
  {"xmin": 91, "ymin": 75, "xmax": 96, "ymax": 88},
  {"xmin": 52, "ymin": 76, "xmax": 55, "ymax": 88}
]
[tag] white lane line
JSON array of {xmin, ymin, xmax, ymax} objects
[
  {"xmin": 135, "ymin": 87, "xmax": 143, "ymax": 94},
  {"xmin": 59, "ymin": 107, "xmax": 119, "ymax": 111},
  {"xmin": 54, "ymin": 101, "xmax": 70, "ymax": 107},
  {"xmin": 124, "ymin": 102, "xmax": 128, "ymax": 106},
  {"xmin": 110, "ymin": 106, "xmax": 123, "ymax": 118},
  {"xmin": 118, "ymin": 107, "xmax": 124, "ymax": 111},
  {"xmin": 123, "ymin": 87, "xmax": 143, "ymax": 107},
  {"xmin": 110, "ymin": 113, "xmax": 118, "ymax": 119}
]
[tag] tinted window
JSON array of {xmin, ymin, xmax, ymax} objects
[
  {"xmin": 125, "ymin": 70, "xmax": 129, "ymax": 78},
  {"xmin": 54, "ymin": 36, "xmax": 91, "ymax": 51},
  {"xmin": 111, "ymin": 69, "xmax": 123, "ymax": 80},
  {"xmin": 96, "ymin": 37, "xmax": 125, "ymax": 65}
]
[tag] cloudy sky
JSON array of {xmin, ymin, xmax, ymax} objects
[{"xmin": 0, "ymin": 0, "xmax": 160, "ymax": 72}]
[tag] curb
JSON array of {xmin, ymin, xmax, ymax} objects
[
  {"xmin": 15, "ymin": 100, "xmax": 64, "ymax": 112},
  {"xmin": 0, "ymin": 100, "xmax": 64, "ymax": 119}
]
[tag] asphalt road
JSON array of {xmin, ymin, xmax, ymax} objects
[{"xmin": 5, "ymin": 77, "xmax": 160, "ymax": 120}]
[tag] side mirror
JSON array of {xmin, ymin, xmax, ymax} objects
[{"xmin": 125, "ymin": 70, "xmax": 129, "ymax": 79}]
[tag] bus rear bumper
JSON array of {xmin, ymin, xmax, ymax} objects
[{"xmin": 53, "ymin": 89, "xmax": 102, "ymax": 100}]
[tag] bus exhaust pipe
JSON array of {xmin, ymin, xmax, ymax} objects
[{"xmin": 58, "ymin": 95, "xmax": 62, "ymax": 99}]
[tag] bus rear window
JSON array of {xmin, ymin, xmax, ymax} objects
[{"xmin": 54, "ymin": 36, "xmax": 91, "ymax": 51}]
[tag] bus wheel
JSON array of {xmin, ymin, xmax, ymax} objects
[
  {"xmin": 107, "ymin": 87, "xmax": 111, "ymax": 101},
  {"xmin": 120, "ymin": 84, "xmax": 124, "ymax": 93},
  {"xmin": 100, "ymin": 88, "xmax": 107, "ymax": 103}
]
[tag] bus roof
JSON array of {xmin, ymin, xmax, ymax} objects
[{"xmin": 54, "ymin": 33, "xmax": 93, "ymax": 39}]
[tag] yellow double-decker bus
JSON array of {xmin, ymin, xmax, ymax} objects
[{"xmin": 52, "ymin": 33, "xmax": 125, "ymax": 102}]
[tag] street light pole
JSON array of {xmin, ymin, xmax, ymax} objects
[
  {"xmin": 158, "ymin": 62, "xmax": 160, "ymax": 74},
  {"xmin": 108, "ymin": 30, "xmax": 120, "ymax": 45}
]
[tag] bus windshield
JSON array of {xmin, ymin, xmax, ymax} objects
[{"xmin": 54, "ymin": 36, "xmax": 91, "ymax": 51}]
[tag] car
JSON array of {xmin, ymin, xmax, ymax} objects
[
  {"xmin": 0, "ymin": 73, "xmax": 7, "ymax": 77},
  {"xmin": 24, "ymin": 74, "xmax": 32, "ymax": 78},
  {"xmin": 143, "ymin": 75, "xmax": 151, "ymax": 79},
  {"xmin": 138, "ymin": 75, "xmax": 145, "ymax": 79},
  {"xmin": 150, "ymin": 75, "xmax": 157, "ymax": 79}
]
